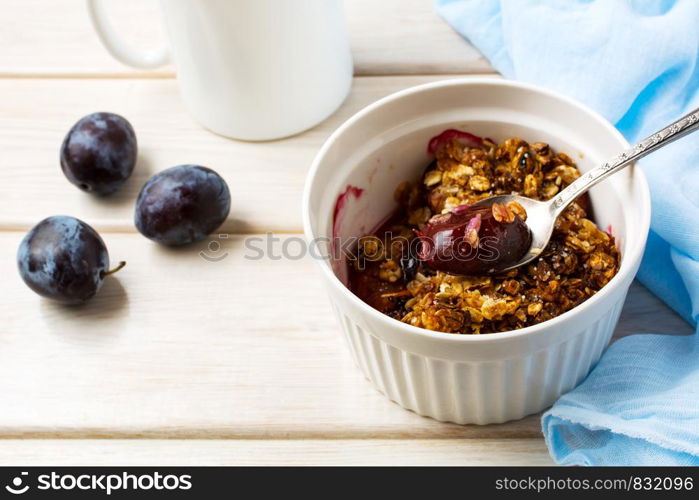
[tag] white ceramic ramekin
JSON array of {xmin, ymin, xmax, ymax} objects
[{"xmin": 303, "ymin": 78, "xmax": 650, "ymax": 424}]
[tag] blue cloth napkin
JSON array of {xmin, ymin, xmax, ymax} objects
[{"xmin": 435, "ymin": 0, "xmax": 699, "ymax": 465}]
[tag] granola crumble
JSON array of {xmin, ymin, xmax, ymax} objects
[{"xmin": 348, "ymin": 134, "xmax": 620, "ymax": 335}]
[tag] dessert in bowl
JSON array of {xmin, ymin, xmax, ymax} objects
[
  {"xmin": 349, "ymin": 132, "xmax": 620, "ymax": 335},
  {"xmin": 303, "ymin": 78, "xmax": 650, "ymax": 424}
]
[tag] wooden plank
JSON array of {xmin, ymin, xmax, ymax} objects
[
  {"xmin": 0, "ymin": 0, "xmax": 169, "ymax": 78},
  {"xmin": 346, "ymin": 0, "xmax": 493, "ymax": 75},
  {"xmin": 0, "ymin": 232, "xmax": 689, "ymax": 439},
  {"xmin": 0, "ymin": 75, "xmax": 464, "ymax": 234},
  {"xmin": 0, "ymin": 0, "xmax": 493, "ymax": 77},
  {"xmin": 0, "ymin": 439, "xmax": 553, "ymax": 466},
  {"xmin": 0, "ymin": 231, "xmax": 542, "ymax": 439},
  {"xmin": 615, "ymin": 281, "xmax": 694, "ymax": 339}
]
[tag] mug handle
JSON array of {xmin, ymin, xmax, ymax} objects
[{"xmin": 86, "ymin": 0, "xmax": 171, "ymax": 69}]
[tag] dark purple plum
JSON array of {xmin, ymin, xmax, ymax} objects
[
  {"xmin": 417, "ymin": 204, "xmax": 532, "ymax": 275},
  {"xmin": 17, "ymin": 216, "xmax": 125, "ymax": 304},
  {"xmin": 135, "ymin": 165, "xmax": 231, "ymax": 246},
  {"xmin": 60, "ymin": 112, "xmax": 137, "ymax": 195}
]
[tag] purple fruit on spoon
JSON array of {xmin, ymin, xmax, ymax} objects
[{"xmin": 417, "ymin": 203, "xmax": 532, "ymax": 275}]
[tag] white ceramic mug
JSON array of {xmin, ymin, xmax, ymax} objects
[{"xmin": 87, "ymin": 0, "xmax": 353, "ymax": 140}]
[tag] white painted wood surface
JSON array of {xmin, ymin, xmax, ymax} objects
[
  {"xmin": 0, "ymin": 0, "xmax": 691, "ymax": 466},
  {"xmin": 0, "ymin": 75, "xmax": 464, "ymax": 233},
  {"xmin": 0, "ymin": 0, "xmax": 493, "ymax": 77},
  {"xmin": 0, "ymin": 439, "xmax": 552, "ymax": 466}
]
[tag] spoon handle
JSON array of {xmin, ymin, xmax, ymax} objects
[{"xmin": 549, "ymin": 107, "xmax": 699, "ymax": 218}]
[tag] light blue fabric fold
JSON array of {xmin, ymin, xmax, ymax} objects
[{"xmin": 435, "ymin": 0, "xmax": 699, "ymax": 465}]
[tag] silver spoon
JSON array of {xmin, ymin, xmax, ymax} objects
[{"xmin": 473, "ymin": 107, "xmax": 699, "ymax": 272}]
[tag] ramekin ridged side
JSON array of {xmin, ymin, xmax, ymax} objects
[{"xmin": 327, "ymin": 277, "xmax": 628, "ymax": 425}]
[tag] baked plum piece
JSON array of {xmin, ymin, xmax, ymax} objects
[{"xmin": 417, "ymin": 202, "xmax": 531, "ymax": 275}]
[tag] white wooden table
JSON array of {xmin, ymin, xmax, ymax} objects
[{"xmin": 0, "ymin": 0, "xmax": 691, "ymax": 466}]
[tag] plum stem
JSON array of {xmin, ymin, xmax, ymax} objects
[{"xmin": 102, "ymin": 261, "xmax": 126, "ymax": 278}]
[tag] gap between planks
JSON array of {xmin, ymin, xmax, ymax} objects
[
  {"xmin": 0, "ymin": 438, "xmax": 554, "ymax": 466},
  {"xmin": 0, "ymin": 430, "xmax": 543, "ymax": 440},
  {"xmin": 0, "ymin": 71, "xmax": 498, "ymax": 80},
  {"xmin": 0, "ymin": 415, "xmax": 544, "ymax": 440},
  {"xmin": 0, "ymin": 225, "xmax": 303, "ymax": 236}
]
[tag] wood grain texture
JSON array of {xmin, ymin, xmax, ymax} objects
[
  {"xmin": 0, "ymin": 0, "xmax": 493, "ymax": 77},
  {"xmin": 0, "ymin": 439, "xmax": 553, "ymax": 466},
  {"xmin": 0, "ymin": 232, "xmax": 690, "ymax": 440},
  {"xmin": 0, "ymin": 75, "xmax": 470, "ymax": 233},
  {"xmin": 615, "ymin": 281, "xmax": 693, "ymax": 338},
  {"xmin": 0, "ymin": 232, "xmax": 542, "ymax": 439},
  {"xmin": 346, "ymin": 0, "xmax": 493, "ymax": 75}
]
